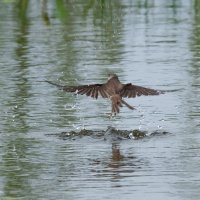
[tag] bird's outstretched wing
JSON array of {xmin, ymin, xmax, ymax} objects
[
  {"xmin": 120, "ymin": 83, "xmax": 164, "ymax": 98},
  {"xmin": 45, "ymin": 80, "xmax": 110, "ymax": 99}
]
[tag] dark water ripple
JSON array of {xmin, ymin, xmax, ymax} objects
[{"xmin": 53, "ymin": 126, "xmax": 170, "ymax": 141}]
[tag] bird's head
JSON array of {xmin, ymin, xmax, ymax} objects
[{"xmin": 108, "ymin": 73, "xmax": 117, "ymax": 80}]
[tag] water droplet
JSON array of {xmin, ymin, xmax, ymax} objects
[
  {"xmin": 13, "ymin": 145, "xmax": 16, "ymax": 152},
  {"xmin": 157, "ymin": 125, "xmax": 162, "ymax": 129},
  {"xmin": 71, "ymin": 104, "xmax": 76, "ymax": 109},
  {"xmin": 138, "ymin": 125, "xmax": 142, "ymax": 130},
  {"xmin": 129, "ymin": 132, "xmax": 134, "ymax": 139}
]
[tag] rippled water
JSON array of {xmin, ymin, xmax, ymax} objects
[{"xmin": 0, "ymin": 1, "xmax": 199, "ymax": 200}]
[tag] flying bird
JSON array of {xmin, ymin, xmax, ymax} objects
[{"xmin": 46, "ymin": 74, "xmax": 165, "ymax": 116}]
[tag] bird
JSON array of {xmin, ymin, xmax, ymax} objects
[{"xmin": 46, "ymin": 74, "xmax": 164, "ymax": 116}]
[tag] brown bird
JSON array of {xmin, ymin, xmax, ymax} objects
[{"xmin": 46, "ymin": 74, "xmax": 164, "ymax": 116}]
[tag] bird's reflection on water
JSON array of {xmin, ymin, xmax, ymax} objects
[{"xmin": 46, "ymin": 126, "xmax": 171, "ymax": 185}]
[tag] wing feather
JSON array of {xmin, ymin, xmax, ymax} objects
[
  {"xmin": 99, "ymin": 86, "xmax": 109, "ymax": 98},
  {"xmin": 120, "ymin": 83, "xmax": 161, "ymax": 98},
  {"xmin": 77, "ymin": 87, "xmax": 88, "ymax": 95},
  {"xmin": 94, "ymin": 88, "xmax": 98, "ymax": 99},
  {"xmin": 46, "ymin": 80, "xmax": 109, "ymax": 99},
  {"xmin": 90, "ymin": 87, "xmax": 95, "ymax": 98}
]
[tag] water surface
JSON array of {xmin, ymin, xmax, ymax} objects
[{"xmin": 0, "ymin": 1, "xmax": 199, "ymax": 200}]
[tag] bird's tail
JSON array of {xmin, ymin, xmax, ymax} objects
[{"xmin": 121, "ymin": 99, "xmax": 135, "ymax": 110}]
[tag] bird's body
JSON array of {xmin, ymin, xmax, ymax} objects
[{"xmin": 46, "ymin": 74, "xmax": 164, "ymax": 116}]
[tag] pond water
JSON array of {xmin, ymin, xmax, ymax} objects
[{"xmin": 0, "ymin": 0, "xmax": 199, "ymax": 200}]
